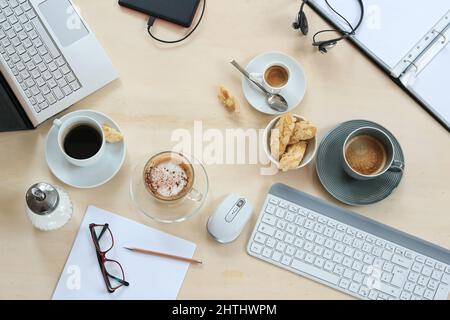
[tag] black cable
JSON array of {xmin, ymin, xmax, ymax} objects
[
  {"xmin": 312, "ymin": 0, "xmax": 364, "ymax": 44},
  {"xmin": 147, "ymin": 0, "xmax": 206, "ymax": 44}
]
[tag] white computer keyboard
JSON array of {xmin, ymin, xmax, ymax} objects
[
  {"xmin": 247, "ymin": 191, "xmax": 450, "ymax": 300},
  {"xmin": 0, "ymin": 0, "xmax": 81, "ymax": 113}
]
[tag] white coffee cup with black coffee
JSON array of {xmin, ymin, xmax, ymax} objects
[{"xmin": 53, "ymin": 115, "xmax": 105, "ymax": 167}]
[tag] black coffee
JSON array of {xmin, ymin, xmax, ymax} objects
[{"xmin": 63, "ymin": 125, "xmax": 102, "ymax": 160}]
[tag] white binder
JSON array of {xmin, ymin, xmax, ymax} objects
[{"xmin": 308, "ymin": 0, "xmax": 450, "ymax": 130}]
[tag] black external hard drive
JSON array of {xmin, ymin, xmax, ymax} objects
[{"xmin": 118, "ymin": 0, "xmax": 201, "ymax": 27}]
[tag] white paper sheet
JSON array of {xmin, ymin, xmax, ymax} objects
[
  {"xmin": 53, "ymin": 206, "xmax": 196, "ymax": 300},
  {"xmin": 309, "ymin": 0, "xmax": 450, "ymax": 69},
  {"xmin": 409, "ymin": 44, "xmax": 450, "ymax": 128}
]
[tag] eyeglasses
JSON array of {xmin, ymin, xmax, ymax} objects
[{"xmin": 89, "ymin": 223, "xmax": 129, "ymax": 293}]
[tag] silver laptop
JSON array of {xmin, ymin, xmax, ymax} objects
[{"xmin": 0, "ymin": 0, "xmax": 118, "ymax": 130}]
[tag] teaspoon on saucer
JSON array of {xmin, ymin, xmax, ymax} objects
[{"xmin": 230, "ymin": 60, "xmax": 289, "ymax": 113}]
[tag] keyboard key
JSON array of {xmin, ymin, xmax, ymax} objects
[
  {"xmin": 261, "ymin": 214, "xmax": 276, "ymax": 226},
  {"xmin": 368, "ymin": 290, "xmax": 378, "ymax": 300},
  {"xmin": 339, "ymin": 278, "xmax": 350, "ymax": 289},
  {"xmin": 383, "ymin": 261, "xmax": 394, "ymax": 273},
  {"xmin": 421, "ymin": 266, "xmax": 433, "ymax": 277},
  {"xmin": 378, "ymin": 282, "xmax": 401, "ymax": 297},
  {"xmin": 265, "ymin": 203, "xmax": 275, "ymax": 214},
  {"xmin": 314, "ymin": 257, "xmax": 324, "ymax": 268},
  {"xmin": 418, "ymin": 275, "xmax": 429, "ymax": 286},
  {"xmin": 286, "ymin": 223, "xmax": 296, "ymax": 234},
  {"xmin": 293, "ymin": 238, "xmax": 304, "ymax": 248},
  {"xmin": 284, "ymin": 212, "xmax": 295, "ymax": 222},
  {"xmin": 258, "ymin": 223, "xmax": 275, "ymax": 237},
  {"xmin": 303, "ymin": 242, "xmax": 314, "ymax": 252},
  {"xmin": 266, "ymin": 237, "xmax": 276, "ymax": 248},
  {"xmin": 286, "ymin": 245, "xmax": 296, "ymax": 256},
  {"xmin": 428, "ymin": 279, "xmax": 439, "ymax": 290},
  {"xmin": 333, "ymin": 265, "xmax": 344, "ymax": 276},
  {"xmin": 413, "ymin": 285, "xmax": 425, "ymax": 296},
  {"xmin": 313, "ymin": 246, "xmax": 323, "ymax": 256},
  {"xmin": 324, "ymin": 261, "xmax": 334, "ymax": 272},
  {"xmin": 423, "ymin": 289, "xmax": 434, "ymax": 300},
  {"xmin": 295, "ymin": 250, "xmax": 305, "ymax": 260},
  {"xmin": 343, "ymin": 269, "xmax": 354, "ymax": 279},
  {"xmin": 305, "ymin": 253, "xmax": 315, "ymax": 264},
  {"xmin": 442, "ymin": 273, "xmax": 450, "ymax": 284},
  {"xmin": 391, "ymin": 266, "xmax": 407, "ymax": 287},
  {"xmin": 359, "ymin": 286, "xmax": 369, "ymax": 298},
  {"xmin": 404, "ymin": 281, "xmax": 415, "ymax": 292},
  {"xmin": 392, "ymin": 254, "xmax": 412, "ymax": 268},
  {"xmin": 296, "ymin": 227, "xmax": 306, "ymax": 238},
  {"xmin": 400, "ymin": 291, "xmax": 411, "ymax": 300},
  {"xmin": 279, "ymin": 201, "xmax": 288, "ymax": 209},
  {"xmin": 349, "ymin": 282, "xmax": 360, "ymax": 293},
  {"xmin": 47, "ymin": 78, "xmax": 57, "ymax": 89},
  {"xmin": 275, "ymin": 208, "xmax": 285, "ymax": 218},
  {"xmin": 253, "ymin": 233, "xmax": 267, "ymax": 244},
  {"xmin": 425, "ymin": 259, "xmax": 435, "ymax": 268},
  {"xmin": 431, "ymin": 270, "xmax": 443, "ymax": 281},
  {"xmin": 435, "ymin": 283, "xmax": 450, "ymax": 300},
  {"xmin": 353, "ymin": 272, "xmax": 364, "ymax": 283},
  {"xmin": 262, "ymin": 248, "xmax": 272, "ymax": 258},
  {"xmin": 276, "ymin": 220, "xmax": 287, "ymax": 230},
  {"xmin": 408, "ymin": 271, "xmax": 419, "ymax": 282},
  {"xmin": 275, "ymin": 242, "xmax": 286, "ymax": 252},
  {"xmin": 274, "ymin": 230, "xmax": 285, "ymax": 241},
  {"xmin": 291, "ymin": 259, "xmax": 340, "ymax": 285},
  {"xmin": 45, "ymin": 93, "xmax": 56, "ymax": 105},
  {"xmin": 271, "ymin": 251, "xmax": 282, "ymax": 262},
  {"xmin": 285, "ymin": 234, "xmax": 294, "ymax": 244},
  {"xmin": 281, "ymin": 255, "xmax": 292, "ymax": 266}
]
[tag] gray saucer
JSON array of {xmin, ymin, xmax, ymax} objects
[{"xmin": 316, "ymin": 120, "xmax": 405, "ymax": 206}]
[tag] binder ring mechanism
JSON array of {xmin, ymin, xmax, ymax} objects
[
  {"xmin": 432, "ymin": 29, "xmax": 447, "ymax": 44},
  {"xmin": 403, "ymin": 60, "xmax": 418, "ymax": 74}
]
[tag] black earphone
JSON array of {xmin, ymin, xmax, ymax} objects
[{"xmin": 293, "ymin": 0, "xmax": 365, "ymax": 53}]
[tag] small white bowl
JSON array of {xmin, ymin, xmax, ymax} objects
[{"xmin": 263, "ymin": 114, "xmax": 318, "ymax": 170}]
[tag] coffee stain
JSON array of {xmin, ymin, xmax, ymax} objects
[{"xmin": 223, "ymin": 270, "xmax": 244, "ymax": 278}]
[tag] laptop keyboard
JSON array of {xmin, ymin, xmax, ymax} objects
[
  {"xmin": 248, "ymin": 194, "xmax": 450, "ymax": 300},
  {"xmin": 0, "ymin": 0, "xmax": 81, "ymax": 113}
]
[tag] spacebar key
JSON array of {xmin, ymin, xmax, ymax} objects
[{"xmin": 291, "ymin": 259, "xmax": 340, "ymax": 285}]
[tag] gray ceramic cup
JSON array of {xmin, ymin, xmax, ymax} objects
[{"xmin": 342, "ymin": 127, "xmax": 404, "ymax": 180}]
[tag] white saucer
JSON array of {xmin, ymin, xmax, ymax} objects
[
  {"xmin": 45, "ymin": 110, "xmax": 126, "ymax": 189},
  {"xmin": 242, "ymin": 52, "xmax": 307, "ymax": 115}
]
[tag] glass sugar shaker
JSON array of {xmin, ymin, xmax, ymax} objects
[{"xmin": 26, "ymin": 182, "xmax": 73, "ymax": 231}]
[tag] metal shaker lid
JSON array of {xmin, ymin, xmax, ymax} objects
[{"xmin": 26, "ymin": 182, "xmax": 60, "ymax": 215}]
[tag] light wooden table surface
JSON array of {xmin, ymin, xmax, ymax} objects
[{"xmin": 0, "ymin": 0, "xmax": 449, "ymax": 300}]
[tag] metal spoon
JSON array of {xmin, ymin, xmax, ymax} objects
[{"xmin": 230, "ymin": 60, "xmax": 289, "ymax": 113}]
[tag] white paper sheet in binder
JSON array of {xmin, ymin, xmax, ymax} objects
[
  {"xmin": 52, "ymin": 206, "xmax": 196, "ymax": 300},
  {"xmin": 309, "ymin": 0, "xmax": 449, "ymax": 71},
  {"xmin": 308, "ymin": 0, "xmax": 450, "ymax": 130}
]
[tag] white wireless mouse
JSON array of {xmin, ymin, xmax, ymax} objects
[{"xmin": 207, "ymin": 193, "xmax": 254, "ymax": 244}]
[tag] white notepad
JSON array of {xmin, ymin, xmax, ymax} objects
[
  {"xmin": 53, "ymin": 206, "xmax": 196, "ymax": 300},
  {"xmin": 309, "ymin": 0, "xmax": 450, "ymax": 129}
]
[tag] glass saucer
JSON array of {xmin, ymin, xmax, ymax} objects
[{"xmin": 130, "ymin": 153, "xmax": 209, "ymax": 223}]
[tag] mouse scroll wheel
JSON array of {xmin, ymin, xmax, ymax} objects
[{"xmin": 236, "ymin": 199, "xmax": 245, "ymax": 207}]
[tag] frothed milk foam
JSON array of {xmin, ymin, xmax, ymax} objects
[
  {"xmin": 144, "ymin": 152, "xmax": 194, "ymax": 201},
  {"xmin": 149, "ymin": 162, "xmax": 188, "ymax": 198}
]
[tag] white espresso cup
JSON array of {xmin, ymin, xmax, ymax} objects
[
  {"xmin": 250, "ymin": 61, "xmax": 291, "ymax": 94},
  {"xmin": 53, "ymin": 115, "xmax": 105, "ymax": 167}
]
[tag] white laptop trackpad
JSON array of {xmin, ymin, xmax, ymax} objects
[{"xmin": 39, "ymin": 0, "xmax": 89, "ymax": 47}]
